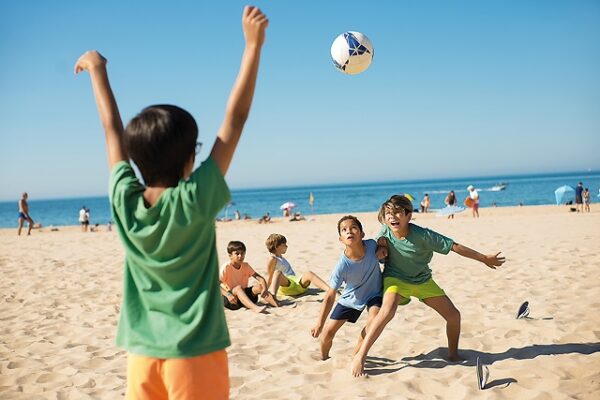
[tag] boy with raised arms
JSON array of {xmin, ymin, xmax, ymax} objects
[{"xmin": 75, "ymin": 6, "xmax": 268, "ymax": 399}]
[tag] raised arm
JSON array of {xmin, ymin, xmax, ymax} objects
[
  {"xmin": 210, "ymin": 6, "xmax": 269, "ymax": 175},
  {"xmin": 451, "ymin": 243, "xmax": 505, "ymax": 269},
  {"xmin": 74, "ymin": 51, "xmax": 126, "ymax": 169}
]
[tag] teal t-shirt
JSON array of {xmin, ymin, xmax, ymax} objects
[
  {"xmin": 109, "ymin": 157, "xmax": 231, "ymax": 358},
  {"xmin": 378, "ymin": 223, "xmax": 454, "ymax": 284}
]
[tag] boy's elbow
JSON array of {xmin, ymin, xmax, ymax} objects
[{"xmin": 227, "ymin": 109, "xmax": 249, "ymax": 130}]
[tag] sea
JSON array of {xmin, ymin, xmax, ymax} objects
[{"xmin": 1, "ymin": 171, "xmax": 598, "ymax": 229}]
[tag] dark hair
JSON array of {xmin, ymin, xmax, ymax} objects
[
  {"xmin": 377, "ymin": 195, "xmax": 414, "ymax": 224},
  {"xmin": 337, "ymin": 215, "xmax": 363, "ymax": 235},
  {"xmin": 265, "ymin": 234, "xmax": 286, "ymax": 253},
  {"xmin": 124, "ymin": 105, "xmax": 198, "ymax": 186},
  {"xmin": 227, "ymin": 241, "xmax": 246, "ymax": 254}
]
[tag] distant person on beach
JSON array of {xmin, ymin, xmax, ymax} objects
[
  {"xmin": 220, "ymin": 241, "xmax": 278, "ymax": 312},
  {"xmin": 258, "ymin": 212, "xmax": 271, "ymax": 223},
  {"xmin": 467, "ymin": 185, "xmax": 480, "ymax": 218},
  {"xmin": 420, "ymin": 193, "xmax": 430, "ymax": 213},
  {"xmin": 444, "ymin": 190, "xmax": 457, "ymax": 219},
  {"xmin": 265, "ymin": 233, "xmax": 330, "ymax": 302},
  {"xmin": 350, "ymin": 195, "xmax": 505, "ymax": 376},
  {"xmin": 583, "ymin": 188, "xmax": 590, "ymax": 212},
  {"xmin": 575, "ymin": 182, "xmax": 584, "ymax": 212},
  {"xmin": 289, "ymin": 211, "xmax": 305, "ymax": 222},
  {"xmin": 234, "ymin": 209, "xmax": 241, "ymax": 220},
  {"xmin": 310, "ymin": 216, "xmax": 385, "ymax": 360},
  {"xmin": 79, "ymin": 206, "xmax": 89, "ymax": 232},
  {"xmin": 17, "ymin": 192, "xmax": 34, "ymax": 236},
  {"xmin": 74, "ymin": 6, "xmax": 268, "ymax": 398}
]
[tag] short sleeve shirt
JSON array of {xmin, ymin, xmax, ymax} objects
[
  {"xmin": 378, "ymin": 224, "xmax": 454, "ymax": 284},
  {"xmin": 329, "ymin": 240, "xmax": 382, "ymax": 311},
  {"xmin": 109, "ymin": 157, "xmax": 231, "ymax": 358},
  {"xmin": 220, "ymin": 262, "xmax": 256, "ymax": 290}
]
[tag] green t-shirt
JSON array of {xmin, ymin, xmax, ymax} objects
[
  {"xmin": 379, "ymin": 223, "xmax": 454, "ymax": 284},
  {"xmin": 109, "ymin": 157, "xmax": 231, "ymax": 358}
]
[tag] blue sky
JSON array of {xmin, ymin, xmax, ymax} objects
[{"xmin": 1, "ymin": 0, "xmax": 599, "ymax": 201}]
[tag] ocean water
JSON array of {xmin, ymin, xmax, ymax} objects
[{"xmin": 1, "ymin": 171, "xmax": 598, "ymax": 229}]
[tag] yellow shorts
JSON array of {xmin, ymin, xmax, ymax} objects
[
  {"xmin": 277, "ymin": 275, "xmax": 307, "ymax": 297},
  {"xmin": 126, "ymin": 349, "xmax": 229, "ymax": 400},
  {"xmin": 383, "ymin": 277, "xmax": 446, "ymax": 305}
]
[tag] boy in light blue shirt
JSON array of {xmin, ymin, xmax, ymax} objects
[{"xmin": 311, "ymin": 215, "xmax": 384, "ymax": 360}]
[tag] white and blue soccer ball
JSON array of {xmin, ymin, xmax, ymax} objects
[{"xmin": 330, "ymin": 31, "xmax": 374, "ymax": 75}]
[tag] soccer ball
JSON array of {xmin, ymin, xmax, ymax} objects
[{"xmin": 330, "ymin": 31, "xmax": 374, "ymax": 75}]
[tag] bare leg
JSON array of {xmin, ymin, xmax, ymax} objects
[
  {"xmin": 299, "ymin": 271, "xmax": 330, "ymax": 291},
  {"xmin": 353, "ymin": 306, "xmax": 380, "ymax": 355},
  {"xmin": 253, "ymin": 283, "xmax": 279, "ymax": 307},
  {"xmin": 350, "ymin": 292, "xmax": 402, "ymax": 377},
  {"xmin": 17, "ymin": 218, "xmax": 24, "ymax": 236},
  {"xmin": 268, "ymin": 271, "xmax": 289, "ymax": 299},
  {"xmin": 26, "ymin": 217, "xmax": 33, "ymax": 235},
  {"xmin": 422, "ymin": 295, "xmax": 463, "ymax": 362},
  {"xmin": 231, "ymin": 286, "xmax": 266, "ymax": 313},
  {"xmin": 319, "ymin": 319, "xmax": 346, "ymax": 360}
]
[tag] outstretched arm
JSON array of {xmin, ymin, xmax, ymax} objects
[
  {"xmin": 451, "ymin": 243, "xmax": 505, "ymax": 269},
  {"xmin": 74, "ymin": 51, "xmax": 126, "ymax": 169},
  {"xmin": 210, "ymin": 6, "xmax": 269, "ymax": 175},
  {"xmin": 311, "ymin": 288, "xmax": 336, "ymax": 338}
]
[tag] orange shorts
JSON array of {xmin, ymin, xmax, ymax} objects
[{"xmin": 126, "ymin": 349, "xmax": 229, "ymax": 400}]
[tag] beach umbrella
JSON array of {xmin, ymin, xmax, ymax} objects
[
  {"xmin": 554, "ymin": 185, "xmax": 574, "ymax": 205},
  {"xmin": 403, "ymin": 193, "xmax": 414, "ymax": 202},
  {"xmin": 280, "ymin": 202, "xmax": 296, "ymax": 210}
]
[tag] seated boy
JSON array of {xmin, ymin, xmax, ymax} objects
[
  {"xmin": 310, "ymin": 216, "xmax": 384, "ymax": 360},
  {"xmin": 265, "ymin": 233, "xmax": 330, "ymax": 300},
  {"xmin": 220, "ymin": 241, "xmax": 278, "ymax": 313}
]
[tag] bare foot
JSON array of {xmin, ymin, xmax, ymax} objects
[{"xmin": 350, "ymin": 354, "xmax": 366, "ymax": 377}]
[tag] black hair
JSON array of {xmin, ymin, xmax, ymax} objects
[
  {"xmin": 337, "ymin": 215, "xmax": 363, "ymax": 235},
  {"xmin": 227, "ymin": 241, "xmax": 246, "ymax": 254},
  {"xmin": 124, "ymin": 105, "xmax": 198, "ymax": 186}
]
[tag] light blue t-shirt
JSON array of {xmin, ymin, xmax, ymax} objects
[{"xmin": 329, "ymin": 239, "xmax": 383, "ymax": 311}]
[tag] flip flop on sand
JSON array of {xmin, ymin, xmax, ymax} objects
[
  {"xmin": 516, "ymin": 301, "xmax": 530, "ymax": 319},
  {"xmin": 476, "ymin": 357, "xmax": 489, "ymax": 390},
  {"xmin": 516, "ymin": 301, "xmax": 554, "ymax": 320}
]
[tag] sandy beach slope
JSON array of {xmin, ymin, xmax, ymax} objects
[{"xmin": 1, "ymin": 205, "xmax": 599, "ymax": 399}]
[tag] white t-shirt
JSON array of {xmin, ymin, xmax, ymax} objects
[{"xmin": 79, "ymin": 209, "xmax": 88, "ymax": 223}]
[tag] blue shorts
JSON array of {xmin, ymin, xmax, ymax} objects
[
  {"xmin": 330, "ymin": 296, "xmax": 382, "ymax": 323},
  {"xmin": 18, "ymin": 212, "xmax": 28, "ymax": 219}
]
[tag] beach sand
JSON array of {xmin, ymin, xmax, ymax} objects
[{"xmin": 1, "ymin": 205, "xmax": 599, "ymax": 399}]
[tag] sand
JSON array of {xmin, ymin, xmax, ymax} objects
[{"xmin": 1, "ymin": 205, "xmax": 599, "ymax": 399}]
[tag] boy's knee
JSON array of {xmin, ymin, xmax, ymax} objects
[
  {"xmin": 449, "ymin": 308, "xmax": 461, "ymax": 324},
  {"xmin": 231, "ymin": 286, "xmax": 244, "ymax": 295}
]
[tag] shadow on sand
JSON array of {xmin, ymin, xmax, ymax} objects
[{"xmin": 364, "ymin": 342, "xmax": 600, "ymax": 382}]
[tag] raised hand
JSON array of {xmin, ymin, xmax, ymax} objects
[
  {"xmin": 242, "ymin": 6, "xmax": 269, "ymax": 47},
  {"xmin": 74, "ymin": 50, "xmax": 107, "ymax": 74}
]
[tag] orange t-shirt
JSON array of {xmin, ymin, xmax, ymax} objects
[{"xmin": 220, "ymin": 262, "xmax": 256, "ymax": 289}]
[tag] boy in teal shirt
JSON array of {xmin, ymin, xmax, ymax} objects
[
  {"xmin": 351, "ymin": 195, "xmax": 505, "ymax": 377},
  {"xmin": 75, "ymin": 6, "xmax": 269, "ymax": 399}
]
